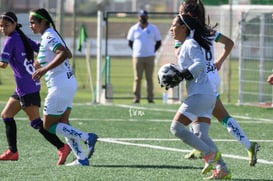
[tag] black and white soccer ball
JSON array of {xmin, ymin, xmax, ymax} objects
[{"xmin": 157, "ymin": 63, "xmax": 182, "ymax": 89}]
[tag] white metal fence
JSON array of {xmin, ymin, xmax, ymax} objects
[
  {"xmin": 206, "ymin": 5, "xmax": 273, "ymax": 106},
  {"xmin": 238, "ymin": 11, "xmax": 273, "ymax": 106}
]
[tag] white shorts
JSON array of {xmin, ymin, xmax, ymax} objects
[
  {"xmin": 43, "ymin": 78, "xmax": 77, "ymax": 116},
  {"xmin": 208, "ymin": 71, "xmax": 220, "ymax": 96},
  {"xmin": 178, "ymin": 94, "xmax": 216, "ymax": 121}
]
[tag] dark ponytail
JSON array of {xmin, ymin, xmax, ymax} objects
[
  {"xmin": 30, "ymin": 8, "xmax": 68, "ymax": 48},
  {"xmin": 16, "ymin": 26, "xmax": 34, "ymax": 61},
  {"xmin": 177, "ymin": 14, "xmax": 212, "ymax": 51},
  {"xmin": 182, "ymin": 0, "xmax": 218, "ymax": 30},
  {"xmin": 183, "ymin": 0, "xmax": 206, "ymax": 26}
]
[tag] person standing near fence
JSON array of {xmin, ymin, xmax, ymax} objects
[
  {"xmin": 29, "ymin": 8, "xmax": 98, "ymax": 166},
  {"xmin": 127, "ymin": 9, "xmax": 162, "ymax": 104},
  {"xmin": 267, "ymin": 14, "xmax": 273, "ymax": 84},
  {"xmin": 167, "ymin": 14, "xmax": 231, "ymax": 180},
  {"xmin": 0, "ymin": 11, "xmax": 71, "ymax": 165},
  {"xmin": 267, "ymin": 75, "xmax": 273, "ymax": 85},
  {"xmin": 267, "ymin": 74, "xmax": 273, "ymax": 85},
  {"xmin": 176, "ymin": 0, "xmax": 260, "ymax": 169}
]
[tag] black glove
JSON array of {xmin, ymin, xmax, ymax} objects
[{"xmin": 180, "ymin": 68, "xmax": 193, "ymax": 80}]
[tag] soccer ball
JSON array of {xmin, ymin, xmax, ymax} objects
[{"xmin": 157, "ymin": 63, "xmax": 182, "ymax": 89}]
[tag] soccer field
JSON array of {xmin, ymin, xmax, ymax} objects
[{"xmin": 0, "ymin": 103, "xmax": 272, "ymax": 181}]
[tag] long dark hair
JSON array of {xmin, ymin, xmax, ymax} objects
[
  {"xmin": 182, "ymin": 0, "xmax": 218, "ymax": 29},
  {"xmin": 29, "ymin": 8, "xmax": 68, "ymax": 48},
  {"xmin": 182, "ymin": 0, "xmax": 205, "ymax": 26},
  {"xmin": 0, "ymin": 11, "xmax": 34, "ymax": 61},
  {"xmin": 177, "ymin": 14, "xmax": 211, "ymax": 51}
]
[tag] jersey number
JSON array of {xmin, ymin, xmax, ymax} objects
[{"xmin": 24, "ymin": 59, "xmax": 35, "ymax": 75}]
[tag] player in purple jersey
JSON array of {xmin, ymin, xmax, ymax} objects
[{"xmin": 0, "ymin": 11, "xmax": 71, "ymax": 165}]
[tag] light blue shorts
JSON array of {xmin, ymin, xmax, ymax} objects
[{"xmin": 178, "ymin": 94, "xmax": 216, "ymax": 121}]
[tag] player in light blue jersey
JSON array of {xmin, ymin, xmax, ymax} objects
[
  {"xmin": 29, "ymin": 8, "xmax": 98, "ymax": 166},
  {"xmin": 178, "ymin": 0, "xmax": 260, "ymax": 171},
  {"xmin": 0, "ymin": 11, "xmax": 71, "ymax": 165},
  {"xmin": 168, "ymin": 14, "xmax": 229, "ymax": 179}
]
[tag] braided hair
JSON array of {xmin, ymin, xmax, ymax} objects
[
  {"xmin": 29, "ymin": 8, "xmax": 68, "ymax": 48},
  {"xmin": 0, "ymin": 11, "xmax": 34, "ymax": 61}
]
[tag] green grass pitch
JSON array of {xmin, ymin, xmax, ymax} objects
[{"xmin": 0, "ymin": 103, "xmax": 272, "ymax": 180}]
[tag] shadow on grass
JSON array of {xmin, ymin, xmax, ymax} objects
[
  {"xmin": 94, "ymin": 164, "xmax": 202, "ymax": 170},
  {"xmin": 94, "ymin": 165, "xmax": 272, "ymax": 180},
  {"xmin": 228, "ymin": 178, "xmax": 272, "ymax": 181}
]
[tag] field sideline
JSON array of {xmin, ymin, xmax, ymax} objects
[{"xmin": 0, "ymin": 103, "xmax": 273, "ymax": 181}]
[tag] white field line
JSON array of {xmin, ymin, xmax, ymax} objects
[
  {"xmin": 101, "ymin": 138, "xmax": 273, "ymax": 142},
  {"xmin": 13, "ymin": 103, "xmax": 272, "ymax": 123},
  {"xmin": 12, "ymin": 117, "xmax": 273, "ymax": 124},
  {"xmin": 9, "ymin": 103, "xmax": 272, "ymax": 165},
  {"xmin": 99, "ymin": 138, "xmax": 273, "ymax": 165},
  {"xmin": 114, "ymin": 104, "xmax": 273, "ymax": 123}
]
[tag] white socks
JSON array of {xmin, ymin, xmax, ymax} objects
[
  {"xmin": 55, "ymin": 123, "xmax": 89, "ymax": 142},
  {"xmin": 170, "ymin": 120, "xmax": 211, "ymax": 155},
  {"xmin": 225, "ymin": 117, "xmax": 251, "ymax": 149},
  {"xmin": 65, "ymin": 137, "xmax": 86, "ymax": 160}
]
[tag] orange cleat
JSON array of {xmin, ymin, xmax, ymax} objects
[
  {"xmin": 204, "ymin": 169, "xmax": 232, "ymax": 180},
  {"xmin": 202, "ymin": 151, "xmax": 221, "ymax": 174},
  {"xmin": 57, "ymin": 144, "xmax": 71, "ymax": 165},
  {"xmin": 0, "ymin": 149, "xmax": 19, "ymax": 161}
]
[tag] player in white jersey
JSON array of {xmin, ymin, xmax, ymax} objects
[
  {"xmin": 178, "ymin": 0, "xmax": 260, "ymax": 171},
  {"xmin": 29, "ymin": 8, "xmax": 98, "ymax": 166},
  {"xmin": 167, "ymin": 14, "xmax": 230, "ymax": 179}
]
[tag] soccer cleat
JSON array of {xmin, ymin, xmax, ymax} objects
[
  {"xmin": 86, "ymin": 133, "xmax": 98, "ymax": 159},
  {"xmin": 0, "ymin": 149, "xmax": 19, "ymax": 161},
  {"xmin": 202, "ymin": 151, "xmax": 221, "ymax": 175},
  {"xmin": 184, "ymin": 149, "xmax": 203, "ymax": 159},
  {"xmin": 247, "ymin": 142, "xmax": 260, "ymax": 166},
  {"xmin": 57, "ymin": 144, "xmax": 71, "ymax": 165},
  {"xmin": 204, "ymin": 169, "xmax": 232, "ymax": 180},
  {"xmin": 65, "ymin": 158, "xmax": 89, "ymax": 166}
]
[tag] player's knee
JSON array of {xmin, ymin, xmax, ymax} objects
[
  {"xmin": 30, "ymin": 118, "xmax": 43, "ymax": 129},
  {"xmin": 1, "ymin": 111, "xmax": 9, "ymax": 119},
  {"xmin": 170, "ymin": 120, "xmax": 186, "ymax": 136}
]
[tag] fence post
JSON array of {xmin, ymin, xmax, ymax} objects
[
  {"xmin": 238, "ymin": 12, "xmax": 245, "ymax": 105},
  {"xmin": 258, "ymin": 14, "xmax": 265, "ymax": 103},
  {"xmin": 271, "ymin": 69, "xmax": 273, "ymax": 107}
]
